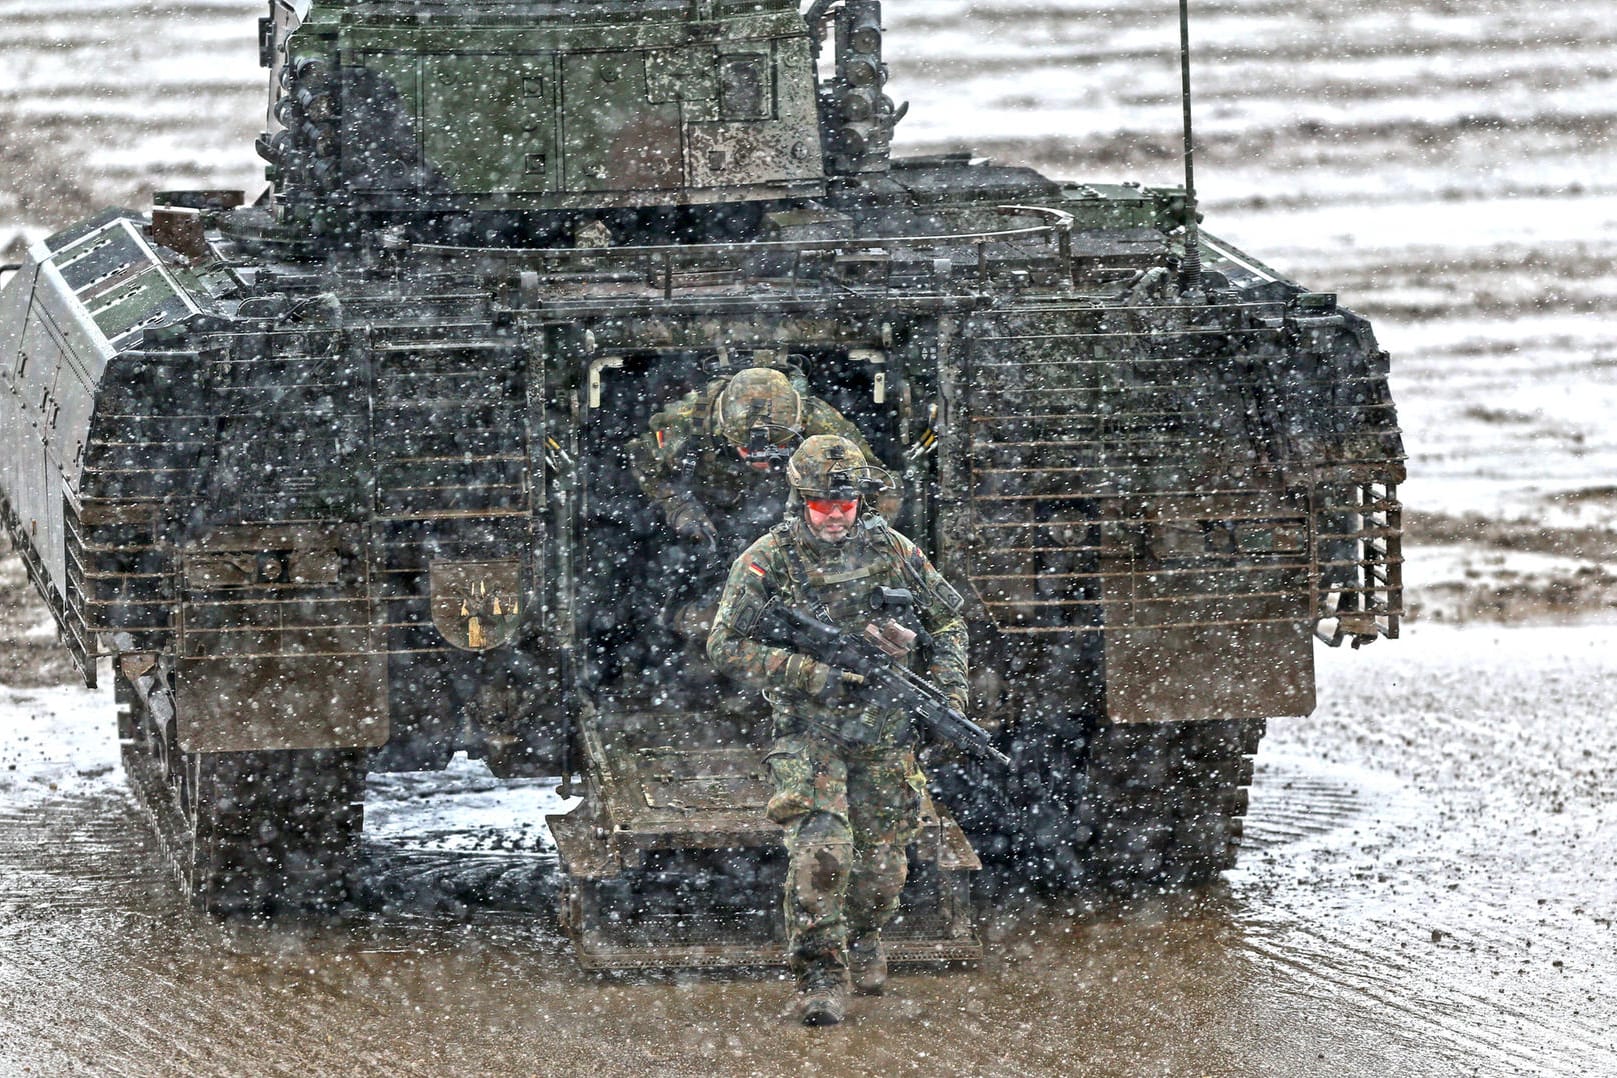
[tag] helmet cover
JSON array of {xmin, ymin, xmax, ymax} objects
[
  {"xmin": 787, "ymin": 434, "xmax": 866, "ymax": 499},
  {"xmin": 713, "ymin": 368, "xmax": 803, "ymax": 447}
]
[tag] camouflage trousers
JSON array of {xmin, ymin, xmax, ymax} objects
[{"xmin": 763, "ymin": 734, "xmax": 928, "ymax": 979}]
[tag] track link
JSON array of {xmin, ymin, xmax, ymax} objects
[
  {"xmin": 118, "ymin": 669, "xmax": 366, "ymax": 916},
  {"xmin": 1074, "ymin": 718, "xmax": 1264, "ymax": 889},
  {"xmin": 937, "ymin": 716, "xmax": 1263, "ymax": 892}
]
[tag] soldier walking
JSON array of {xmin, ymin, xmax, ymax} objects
[{"xmin": 707, "ymin": 435, "xmax": 969, "ymax": 1025}]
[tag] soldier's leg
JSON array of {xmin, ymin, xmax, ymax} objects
[
  {"xmin": 844, "ymin": 749, "xmax": 927, "ymax": 994},
  {"xmin": 845, "ymin": 748, "xmax": 925, "ymax": 934},
  {"xmin": 782, "ymin": 812, "xmax": 854, "ymax": 977},
  {"xmin": 765, "ymin": 739, "xmax": 854, "ymax": 982},
  {"xmin": 846, "ymin": 841, "xmax": 908, "ymax": 934}
]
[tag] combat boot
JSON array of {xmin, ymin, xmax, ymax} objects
[
  {"xmin": 848, "ymin": 934, "xmax": 888, "ymax": 996},
  {"xmin": 799, "ymin": 968, "xmax": 849, "ymax": 1026}
]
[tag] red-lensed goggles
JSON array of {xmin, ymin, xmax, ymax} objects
[{"xmin": 804, "ymin": 497, "xmax": 859, "ymax": 517}]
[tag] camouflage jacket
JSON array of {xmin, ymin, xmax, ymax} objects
[
  {"xmin": 625, "ymin": 380, "xmax": 896, "ymax": 540},
  {"xmin": 707, "ymin": 516, "xmax": 969, "ymax": 749}
]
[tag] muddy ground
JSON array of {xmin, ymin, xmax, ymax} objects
[
  {"xmin": 3, "ymin": 546, "xmax": 1613, "ymax": 1077},
  {"xmin": 3, "ymin": 0, "xmax": 1616, "ymax": 1074}
]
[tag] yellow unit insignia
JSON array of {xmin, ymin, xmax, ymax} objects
[{"xmin": 429, "ymin": 560, "xmax": 524, "ymax": 652}]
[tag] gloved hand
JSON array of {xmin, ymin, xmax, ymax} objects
[
  {"xmin": 818, "ymin": 667, "xmax": 867, "ymax": 704},
  {"xmin": 948, "ymin": 694, "xmax": 1001, "ymax": 734},
  {"xmin": 919, "ymin": 740, "xmax": 967, "ymax": 774},
  {"xmin": 788, "ymin": 656, "xmax": 866, "ymax": 703},
  {"xmin": 668, "ymin": 500, "xmax": 718, "ymax": 553},
  {"xmin": 922, "ymin": 694, "xmax": 973, "ymax": 772}
]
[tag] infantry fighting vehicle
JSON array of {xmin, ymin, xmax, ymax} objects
[{"xmin": 0, "ymin": 0, "xmax": 1402, "ymax": 967}]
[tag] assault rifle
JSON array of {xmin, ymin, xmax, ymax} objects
[{"xmin": 759, "ymin": 600, "xmax": 1011, "ymax": 770}]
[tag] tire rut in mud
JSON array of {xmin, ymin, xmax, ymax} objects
[{"xmin": 1228, "ymin": 733, "xmax": 1610, "ymax": 1073}]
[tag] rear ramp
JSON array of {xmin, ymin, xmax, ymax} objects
[{"xmin": 551, "ymin": 704, "xmax": 981, "ymax": 971}]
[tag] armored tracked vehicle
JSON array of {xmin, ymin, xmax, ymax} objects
[{"xmin": 0, "ymin": 0, "xmax": 1402, "ymax": 968}]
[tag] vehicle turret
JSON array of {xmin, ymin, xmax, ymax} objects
[{"xmin": 257, "ymin": 0, "xmax": 901, "ymax": 243}]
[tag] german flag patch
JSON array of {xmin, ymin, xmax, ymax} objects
[{"xmin": 747, "ymin": 562, "xmax": 767, "ymax": 580}]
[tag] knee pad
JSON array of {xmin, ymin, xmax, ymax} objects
[{"xmin": 790, "ymin": 813, "xmax": 854, "ymax": 905}]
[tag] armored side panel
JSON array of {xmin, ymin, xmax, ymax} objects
[
  {"xmin": 161, "ymin": 320, "xmax": 389, "ymax": 753},
  {"xmin": 0, "ymin": 210, "xmax": 207, "ymax": 683},
  {"xmin": 953, "ymin": 297, "xmax": 1401, "ymax": 724},
  {"xmin": 0, "ymin": 209, "xmax": 399, "ymax": 748}
]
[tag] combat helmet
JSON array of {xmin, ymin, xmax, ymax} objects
[
  {"xmin": 713, "ymin": 367, "xmax": 803, "ymax": 448},
  {"xmin": 787, "ymin": 434, "xmax": 868, "ymax": 500}
]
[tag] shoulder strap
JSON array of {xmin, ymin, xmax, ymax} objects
[
  {"xmin": 779, "ymin": 529, "xmax": 835, "ymax": 623},
  {"xmin": 693, "ymin": 377, "xmax": 729, "ymax": 438},
  {"xmin": 878, "ymin": 523, "xmax": 951, "ymax": 612}
]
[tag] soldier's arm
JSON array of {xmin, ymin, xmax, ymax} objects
[
  {"xmin": 625, "ymin": 398, "xmax": 704, "ymax": 526},
  {"xmin": 707, "ymin": 544, "xmax": 833, "ymax": 696}
]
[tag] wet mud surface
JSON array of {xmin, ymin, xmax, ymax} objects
[
  {"xmin": 1, "ymin": 625, "xmax": 1612, "ymax": 1076},
  {"xmin": 4, "ymin": 0, "xmax": 1616, "ymax": 1074}
]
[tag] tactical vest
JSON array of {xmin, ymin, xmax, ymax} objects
[{"xmin": 764, "ymin": 520, "xmax": 937, "ymax": 749}]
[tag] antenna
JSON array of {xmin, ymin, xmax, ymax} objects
[{"xmin": 1177, "ymin": 0, "xmax": 1204, "ymax": 299}]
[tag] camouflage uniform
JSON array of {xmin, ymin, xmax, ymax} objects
[
  {"xmin": 706, "ymin": 513, "xmax": 968, "ymax": 987},
  {"xmin": 627, "ymin": 368, "xmax": 898, "ymax": 653},
  {"xmin": 625, "ymin": 371, "xmax": 891, "ymax": 558}
]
